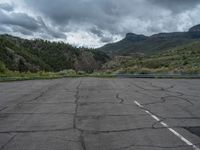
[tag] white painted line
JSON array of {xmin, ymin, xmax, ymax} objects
[{"xmin": 134, "ymin": 100, "xmax": 200, "ymax": 150}]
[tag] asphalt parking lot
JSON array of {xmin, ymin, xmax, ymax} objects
[{"xmin": 0, "ymin": 78, "xmax": 200, "ymax": 150}]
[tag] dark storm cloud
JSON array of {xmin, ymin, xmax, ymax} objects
[
  {"xmin": 26, "ymin": 0, "xmax": 116, "ymax": 24},
  {"xmin": 0, "ymin": 10, "xmax": 40, "ymax": 31},
  {"xmin": 0, "ymin": 0, "xmax": 200, "ymax": 47},
  {"xmin": 25, "ymin": 0, "xmax": 200, "ymax": 35},
  {"xmin": 90, "ymin": 27, "xmax": 113, "ymax": 43},
  {"xmin": 37, "ymin": 17, "xmax": 66, "ymax": 39},
  {"xmin": 150, "ymin": 0, "xmax": 200, "ymax": 13},
  {"xmin": 25, "ymin": 0, "xmax": 121, "ymax": 34},
  {"xmin": 0, "ymin": 4, "xmax": 66, "ymax": 39}
]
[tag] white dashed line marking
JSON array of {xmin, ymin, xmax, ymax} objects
[{"xmin": 134, "ymin": 100, "xmax": 200, "ymax": 150}]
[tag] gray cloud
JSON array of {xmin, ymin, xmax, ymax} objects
[
  {"xmin": 0, "ymin": 0, "xmax": 200, "ymax": 47},
  {"xmin": 11, "ymin": 26, "xmax": 33, "ymax": 36},
  {"xmin": 90, "ymin": 27, "xmax": 112, "ymax": 43},
  {"xmin": 0, "ymin": 25, "xmax": 10, "ymax": 34},
  {"xmin": 0, "ymin": 3, "xmax": 14, "ymax": 12},
  {"xmin": 25, "ymin": 0, "xmax": 120, "ymax": 34},
  {"xmin": 0, "ymin": 5, "xmax": 66, "ymax": 39},
  {"xmin": 37, "ymin": 17, "xmax": 66, "ymax": 39},
  {"xmin": 149, "ymin": 0, "xmax": 200, "ymax": 13},
  {"xmin": 0, "ymin": 11, "xmax": 40, "ymax": 31},
  {"xmin": 23, "ymin": 0, "xmax": 200, "ymax": 34}
]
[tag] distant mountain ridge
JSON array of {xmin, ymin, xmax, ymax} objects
[{"xmin": 99, "ymin": 24, "xmax": 200, "ymax": 56}]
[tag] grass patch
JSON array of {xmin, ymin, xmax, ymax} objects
[{"xmin": 0, "ymin": 69, "xmax": 114, "ymax": 82}]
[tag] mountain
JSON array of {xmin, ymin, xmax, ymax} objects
[
  {"xmin": 0, "ymin": 34, "xmax": 109, "ymax": 73},
  {"xmin": 103, "ymin": 40, "xmax": 200, "ymax": 74},
  {"xmin": 99, "ymin": 24, "xmax": 200, "ymax": 56}
]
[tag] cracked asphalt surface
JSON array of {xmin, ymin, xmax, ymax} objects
[{"xmin": 0, "ymin": 78, "xmax": 200, "ymax": 150}]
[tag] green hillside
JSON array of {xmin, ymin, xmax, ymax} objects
[{"xmin": 103, "ymin": 41, "xmax": 200, "ymax": 74}]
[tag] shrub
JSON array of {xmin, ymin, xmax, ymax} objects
[
  {"xmin": 0, "ymin": 62, "xmax": 7, "ymax": 73},
  {"xmin": 58, "ymin": 69, "xmax": 77, "ymax": 76},
  {"xmin": 77, "ymin": 71, "xmax": 87, "ymax": 75}
]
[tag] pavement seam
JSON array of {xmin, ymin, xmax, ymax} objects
[{"xmin": 0, "ymin": 128, "xmax": 74, "ymax": 134}]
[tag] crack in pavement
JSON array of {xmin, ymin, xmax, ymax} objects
[
  {"xmin": 2, "ymin": 82, "xmax": 63, "ymax": 113},
  {"xmin": 73, "ymin": 81, "xmax": 82, "ymax": 129},
  {"xmin": 130, "ymin": 81, "xmax": 192, "ymax": 102},
  {"xmin": 116, "ymin": 93, "xmax": 124, "ymax": 104},
  {"xmin": 167, "ymin": 94, "xmax": 194, "ymax": 105},
  {"xmin": 142, "ymin": 94, "xmax": 194, "ymax": 106},
  {"xmin": 73, "ymin": 80, "xmax": 87, "ymax": 150},
  {"xmin": 131, "ymin": 82, "xmax": 172, "ymax": 91},
  {"xmin": 155, "ymin": 84, "xmax": 200, "ymax": 102},
  {"xmin": 0, "ymin": 134, "xmax": 17, "ymax": 150},
  {"xmin": 80, "ymin": 132, "xmax": 87, "ymax": 150},
  {"xmin": 0, "ymin": 106, "xmax": 8, "ymax": 112},
  {"xmin": 149, "ymin": 82, "xmax": 175, "ymax": 91},
  {"xmin": 26, "ymin": 83, "xmax": 60, "ymax": 103}
]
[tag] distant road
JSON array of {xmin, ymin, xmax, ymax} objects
[{"xmin": 0, "ymin": 78, "xmax": 200, "ymax": 150}]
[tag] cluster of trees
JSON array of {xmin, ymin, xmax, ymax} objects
[{"xmin": 0, "ymin": 35, "xmax": 109, "ymax": 73}]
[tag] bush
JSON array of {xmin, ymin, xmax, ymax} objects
[
  {"xmin": 58, "ymin": 69, "xmax": 77, "ymax": 76},
  {"xmin": 77, "ymin": 71, "xmax": 87, "ymax": 75},
  {"xmin": 0, "ymin": 62, "xmax": 7, "ymax": 73}
]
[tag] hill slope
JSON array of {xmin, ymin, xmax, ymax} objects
[
  {"xmin": 103, "ymin": 40, "xmax": 200, "ymax": 74},
  {"xmin": 0, "ymin": 35, "xmax": 109, "ymax": 73},
  {"xmin": 99, "ymin": 24, "xmax": 200, "ymax": 56}
]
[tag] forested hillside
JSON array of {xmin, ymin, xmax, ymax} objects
[{"xmin": 0, "ymin": 35, "xmax": 109, "ymax": 73}]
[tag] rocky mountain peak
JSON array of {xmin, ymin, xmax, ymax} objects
[
  {"xmin": 189, "ymin": 24, "xmax": 200, "ymax": 32},
  {"xmin": 125, "ymin": 33, "xmax": 148, "ymax": 41}
]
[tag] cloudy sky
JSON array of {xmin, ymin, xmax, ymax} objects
[{"xmin": 0, "ymin": 0, "xmax": 200, "ymax": 47}]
